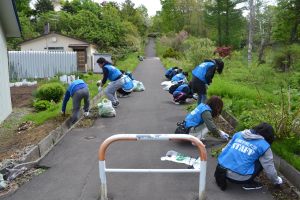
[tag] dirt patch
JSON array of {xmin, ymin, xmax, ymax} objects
[
  {"xmin": 258, "ymin": 174, "xmax": 300, "ymax": 200},
  {"xmin": 75, "ymin": 107, "xmax": 99, "ymax": 128},
  {"xmin": 10, "ymin": 86, "xmax": 37, "ymax": 108},
  {"xmin": 0, "ymin": 115, "xmax": 68, "ymax": 161}
]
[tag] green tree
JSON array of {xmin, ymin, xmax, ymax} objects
[
  {"xmin": 204, "ymin": 0, "xmax": 246, "ymax": 48},
  {"xmin": 34, "ymin": 0, "xmax": 54, "ymax": 14},
  {"xmin": 272, "ymin": 0, "xmax": 300, "ymax": 43},
  {"xmin": 15, "ymin": 0, "xmax": 32, "ymax": 16}
]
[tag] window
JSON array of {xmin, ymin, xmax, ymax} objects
[{"xmin": 47, "ymin": 47, "xmax": 64, "ymax": 51}]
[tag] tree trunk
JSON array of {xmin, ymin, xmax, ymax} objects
[
  {"xmin": 217, "ymin": 0, "xmax": 222, "ymax": 46},
  {"xmin": 248, "ymin": 0, "xmax": 255, "ymax": 65},
  {"xmin": 225, "ymin": 0, "xmax": 229, "ymax": 46},
  {"xmin": 290, "ymin": 20, "xmax": 299, "ymax": 43}
]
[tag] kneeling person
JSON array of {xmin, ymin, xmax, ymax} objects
[
  {"xmin": 117, "ymin": 75, "xmax": 134, "ymax": 97},
  {"xmin": 215, "ymin": 122, "xmax": 283, "ymax": 191},
  {"xmin": 176, "ymin": 96, "xmax": 229, "ymax": 140},
  {"xmin": 169, "ymin": 83, "xmax": 193, "ymax": 104}
]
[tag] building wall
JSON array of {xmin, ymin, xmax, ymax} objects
[
  {"xmin": 0, "ymin": 25, "xmax": 12, "ymax": 123},
  {"xmin": 21, "ymin": 33, "xmax": 97, "ymax": 71},
  {"xmin": 20, "ymin": 33, "xmax": 88, "ymax": 52},
  {"xmin": 87, "ymin": 45, "xmax": 98, "ymax": 70}
]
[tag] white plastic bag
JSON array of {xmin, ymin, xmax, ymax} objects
[
  {"xmin": 98, "ymin": 99, "xmax": 116, "ymax": 117},
  {"xmin": 161, "ymin": 81, "xmax": 171, "ymax": 86},
  {"xmin": 133, "ymin": 80, "xmax": 145, "ymax": 92}
]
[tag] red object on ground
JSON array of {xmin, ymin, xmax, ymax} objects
[{"xmin": 214, "ymin": 47, "xmax": 232, "ymax": 58}]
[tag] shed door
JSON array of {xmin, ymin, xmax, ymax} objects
[{"xmin": 77, "ymin": 50, "xmax": 86, "ymax": 72}]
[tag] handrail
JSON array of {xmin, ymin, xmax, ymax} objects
[{"xmin": 98, "ymin": 134, "xmax": 207, "ymax": 200}]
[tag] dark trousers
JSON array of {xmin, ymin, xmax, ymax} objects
[
  {"xmin": 215, "ymin": 161, "xmax": 263, "ymax": 190},
  {"xmin": 191, "ymin": 76, "xmax": 207, "ymax": 104},
  {"xmin": 226, "ymin": 161, "xmax": 263, "ymax": 184}
]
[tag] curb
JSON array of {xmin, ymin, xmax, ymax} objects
[
  {"xmin": 0, "ymin": 93, "xmax": 102, "ymax": 197},
  {"xmin": 222, "ymin": 110, "xmax": 300, "ymax": 191}
]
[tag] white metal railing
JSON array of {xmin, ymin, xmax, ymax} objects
[{"xmin": 98, "ymin": 134, "xmax": 207, "ymax": 200}]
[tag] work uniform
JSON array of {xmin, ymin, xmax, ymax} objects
[
  {"xmin": 102, "ymin": 64, "xmax": 124, "ymax": 105},
  {"xmin": 191, "ymin": 61, "xmax": 217, "ymax": 104},
  {"xmin": 62, "ymin": 79, "xmax": 90, "ymax": 124}
]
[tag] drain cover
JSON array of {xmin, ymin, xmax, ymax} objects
[{"xmin": 84, "ymin": 136, "xmax": 96, "ymax": 140}]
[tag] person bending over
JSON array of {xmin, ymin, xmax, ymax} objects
[
  {"xmin": 191, "ymin": 59, "xmax": 224, "ymax": 104},
  {"xmin": 97, "ymin": 57, "xmax": 124, "ymax": 108},
  {"xmin": 169, "ymin": 82, "xmax": 193, "ymax": 104},
  {"xmin": 61, "ymin": 79, "xmax": 90, "ymax": 126},
  {"xmin": 215, "ymin": 122, "xmax": 283, "ymax": 191}
]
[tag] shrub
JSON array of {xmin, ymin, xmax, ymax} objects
[
  {"xmin": 163, "ymin": 48, "xmax": 181, "ymax": 59},
  {"xmin": 33, "ymin": 100, "xmax": 51, "ymax": 111},
  {"xmin": 36, "ymin": 83, "xmax": 65, "ymax": 103},
  {"xmin": 271, "ymin": 44, "xmax": 300, "ymax": 72},
  {"xmin": 183, "ymin": 37, "xmax": 215, "ymax": 67}
]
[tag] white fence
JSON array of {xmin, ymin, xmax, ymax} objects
[{"xmin": 8, "ymin": 51, "xmax": 77, "ymax": 80}]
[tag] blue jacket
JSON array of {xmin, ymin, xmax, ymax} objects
[
  {"xmin": 173, "ymin": 84, "xmax": 190, "ymax": 96},
  {"xmin": 122, "ymin": 75, "xmax": 134, "ymax": 92},
  {"xmin": 185, "ymin": 103, "xmax": 212, "ymax": 128},
  {"xmin": 62, "ymin": 79, "xmax": 87, "ymax": 112},
  {"xmin": 218, "ymin": 131, "xmax": 270, "ymax": 175},
  {"xmin": 192, "ymin": 62, "xmax": 215, "ymax": 84},
  {"xmin": 171, "ymin": 73, "xmax": 186, "ymax": 83},
  {"xmin": 165, "ymin": 67, "xmax": 178, "ymax": 79}
]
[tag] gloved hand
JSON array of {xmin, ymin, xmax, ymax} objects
[
  {"xmin": 96, "ymin": 80, "xmax": 102, "ymax": 87},
  {"xmin": 220, "ymin": 130, "xmax": 230, "ymax": 140},
  {"xmin": 98, "ymin": 86, "xmax": 102, "ymax": 93},
  {"xmin": 205, "ymin": 84, "xmax": 209, "ymax": 89},
  {"xmin": 275, "ymin": 176, "xmax": 283, "ymax": 185}
]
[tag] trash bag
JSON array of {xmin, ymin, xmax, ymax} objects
[
  {"xmin": 98, "ymin": 99, "xmax": 116, "ymax": 117},
  {"xmin": 133, "ymin": 80, "xmax": 145, "ymax": 92}
]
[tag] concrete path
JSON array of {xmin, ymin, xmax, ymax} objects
[{"xmin": 3, "ymin": 38, "xmax": 273, "ymax": 200}]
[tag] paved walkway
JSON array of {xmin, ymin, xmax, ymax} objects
[{"xmin": 3, "ymin": 38, "xmax": 273, "ymax": 200}]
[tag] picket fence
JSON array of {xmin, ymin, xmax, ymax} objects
[{"xmin": 8, "ymin": 51, "xmax": 77, "ymax": 80}]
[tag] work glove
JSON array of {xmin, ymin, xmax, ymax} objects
[
  {"xmin": 96, "ymin": 80, "xmax": 102, "ymax": 87},
  {"xmin": 84, "ymin": 112, "xmax": 90, "ymax": 117},
  {"xmin": 275, "ymin": 176, "xmax": 283, "ymax": 185},
  {"xmin": 220, "ymin": 130, "xmax": 230, "ymax": 140}
]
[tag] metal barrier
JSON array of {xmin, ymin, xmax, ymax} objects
[{"xmin": 98, "ymin": 134, "xmax": 207, "ymax": 200}]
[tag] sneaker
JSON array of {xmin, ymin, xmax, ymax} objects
[
  {"xmin": 112, "ymin": 101, "xmax": 119, "ymax": 108},
  {"xmin": 242, "ymin": 181, "xmax": 263, "ymax": 190},
  {"xmin": 84, "ymin": 112, "xmax": 89, "ymax": 117}
]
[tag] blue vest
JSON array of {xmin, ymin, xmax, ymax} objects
[
  {"xmin": 218, "ymin": 131, "xmax": 270, "ymax": 175},
  {"xmin": 68, "ymin": 79, "xmax": 86, "ymax": 96},
  {"xmin": 192, "ymin": 62, "xmax": 215, "ymax": 84},
  {"xmin": 104, "ymin": 64, "xmax": 122, "ymax": 81},
  {"xmin": 165, "ymin": 68, "xmax": 174, "ymax": 77},
  {"xmin": 185, "ymin": 104, "xmax": 212, "ymax": 128},
  {"xmin": 171, "ymin": 73, "xmax": 186, "ymax": 82},
  {"xmin": 122, "ymin": 75, "xmax": 134, "ymax": 92},
  {"xmin": 173, "ymin": 84, "xmax": 189, "ymax": 96}
]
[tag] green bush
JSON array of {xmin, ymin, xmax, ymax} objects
[
  {"xmin": 36, "ymin": 83, "xmax": 65, "ymax": 103},
  {"xmin": 33, "ymin": 100, "xmax": 51, "ymax": 111},
  {"xmin": 163, "ymin": 48, "xmax": 181, "ymax": 59},
  {"xmin": 183, "ymin": 37, "xmax": 215, "ymax": 67}
]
